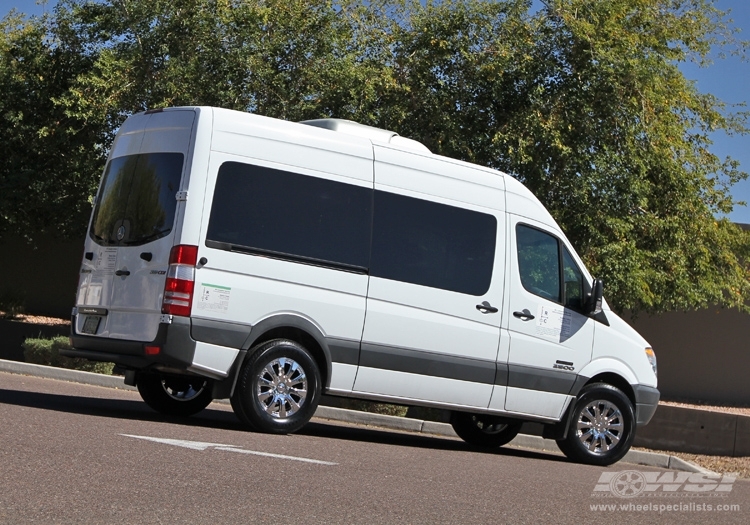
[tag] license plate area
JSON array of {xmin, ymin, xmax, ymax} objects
[{"xmin": 82, "ymin": 315, "xmax": 102, "ymax": 335}]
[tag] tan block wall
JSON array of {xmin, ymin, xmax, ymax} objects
[{"xmin": 628, "ymin": 309, "xmax": 750, "ymax": 406}]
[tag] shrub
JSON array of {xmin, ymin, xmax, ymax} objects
[{"xmin": 23, "ymin": 336, "xmax": 114, "ymax": 375}]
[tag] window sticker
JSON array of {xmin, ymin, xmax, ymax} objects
[
  {"xmin": 95, "ymin": 247, "xmax": 117, "ymax": 275},
  {"xmin": 535, "ymin": 304, "xmax": 573, "ymax": 339},
  {"xmin": 197, "ymin": 283, "xmax": 231, "ymax": 313}
]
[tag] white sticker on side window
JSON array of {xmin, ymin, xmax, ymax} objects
[{"xmin": 197, "ymin": 283, "xmax": 231, "ymax": 313}]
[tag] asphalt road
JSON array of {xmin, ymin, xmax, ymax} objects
[{"xmin": 1, "ymin": 372, "xmax": 748, "ymax": 525}]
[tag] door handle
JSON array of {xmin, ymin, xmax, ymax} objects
[
  {"xmin": 513, "ymin": 309, "xmax": 535, "ymax": 321},
  {"xmin": 476, "ymin": 301, "xmax": 499, "ymax": 314},
  {"xmin": 115, "ymin": 269, "xmax": 130, "ymax": 277}
]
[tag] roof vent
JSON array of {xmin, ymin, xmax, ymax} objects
[{"xmin": 300, "ymin": 118, "xmax": 430, "ymax": 153}]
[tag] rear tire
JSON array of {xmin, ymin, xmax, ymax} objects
[
  {"xmin": 450, "ymin": 412, "xmax": 523, "ymax": 448},
  {"xmin": 136, "ymin": 373, "xmax": 213, "ymax": 417},
  {"xmin": 232, "ymin": 339, "xmax": 321, "ymax": 434},
  {"xmin": 556, "ymin": 383, "xmax": 636, "ymax": 466}
]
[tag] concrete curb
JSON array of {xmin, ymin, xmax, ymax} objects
[
  {"xmin": 0, "ymin": 359, "xmax": 711, "ymax": 473},
  {"xmin": 0, "ymin": 359, "xmax": 137, "ymax": 391}
]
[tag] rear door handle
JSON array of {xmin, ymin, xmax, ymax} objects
[
  {"xmin": 476, "ymin": 301, "xmax": 499, "ymax": 314},
  {"xmin": 115, "ymin": 269, "xmax": 130, "ymax": 276},
  {"xmin": 513, "ymin": 309, "xmax": 535, "ymax": 321}
]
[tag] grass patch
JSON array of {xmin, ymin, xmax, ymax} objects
[{"xmin": 23, "ymin": 336, "xmax": 114, "ymax": 375}]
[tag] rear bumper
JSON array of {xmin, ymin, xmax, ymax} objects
[
  {"xmin": 633, "ymin": 384, "xmax": 660, "ymax": 426},
  {"xmin": 66, "ymin": 314, "xmax": 196, "ymax": 371}
]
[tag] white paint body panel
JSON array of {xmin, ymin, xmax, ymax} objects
[
  {"xmin": 189, "ymin": 341, "xmax": 240, "ymax": 378},
  {"xmin": 505, "ymin": 388, "xmax": 573, "ymax": 420},
  {"xmin": 354, "ymin": 147, "xmax": 507, "ymax": 406},
  {"xmin": 330, "ymin": 363, "xmax": 358, "ymax": 391},
  {"xmin": 590, "ymin": 312, "xmax": 657, "ymax": 387}
]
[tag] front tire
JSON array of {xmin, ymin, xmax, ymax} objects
[
  {"xmin": 556, "ymin": 383, "xmax": 636, "ymax": 466},
  {"xmin": 450, "ymin": 412, "xmax": 523, "ymax": 448},
  {"xmin": 232, "ymin": 339, "xmax": 321, "ymax": 434},
  {"xmin": 136, "ymin": 373, "xmax": 213, "ymax": 417}
]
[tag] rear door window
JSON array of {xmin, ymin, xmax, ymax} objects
[{"xmin": 90, "ymin": 153, "xmax": 184, "ymax": 246}]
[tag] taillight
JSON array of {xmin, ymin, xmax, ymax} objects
[{"xmin": 162, "ymin": 245, "xmax": 198, "ymax": 317}]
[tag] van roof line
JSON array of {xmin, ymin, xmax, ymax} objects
[{"xmin": 299, "ymin": 118, "xmax": 431, "ymax": 154}]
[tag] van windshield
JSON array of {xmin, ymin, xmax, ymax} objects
[{"xmin": 89, "ymin": 153, "xmax": 184, "ymax": 246}]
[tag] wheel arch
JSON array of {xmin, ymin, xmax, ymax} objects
[
  {"xmin": 581, "ymin": 373, "xmax": 635, "ymax": 407},
  {"xmin": 574, "ymin": 358, "xmax": 637, "ymax": 405},
  {"xmin": 238, "ymin": 314, "xmax": 333, "ymax": 392},
  {"xmin": 546, "ymin": 361, "xmax": 638, "ymax": 442}
]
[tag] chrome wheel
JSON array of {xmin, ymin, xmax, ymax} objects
[
  {"xmin": 161, "ymin": 378, "xmax": 207, "ymax": 402},
  {"xmin": 450, "ymin": 412, "xmax": 522, "ymax": 448},
  {"xmin": 473, "ymin": 417, "xmax": 512, "ymax": 435},
  {"xmin": 255, "ymin": 357, "xmax": 308, "ymax": 419},
  {"xmin": 557, "ymin": 383, "xmax": 635, "ymax": 465},
  {"xmin": 575, "ymin": 399, "xmax": 624, "ymax": 455},
  {"xmin": 234, "ymin": 339, "xmax": 321, "ymax": 434},
  {"xmin": 136, "ymin": 373, "xmax": 213, "ymax": 417}
]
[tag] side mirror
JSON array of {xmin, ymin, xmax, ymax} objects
[{"xmin": 587, "ymin": 279, "xmax": 603, "ymax": 316}]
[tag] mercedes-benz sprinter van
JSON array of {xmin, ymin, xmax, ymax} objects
[{"xmin": 67, "ymin": 107, "xmax": 659, "ymax": 465}]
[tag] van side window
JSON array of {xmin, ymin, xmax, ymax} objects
[
  {"xmin": 563, "ymin": 247, "xmax": 584, "ymax": 310},
  {"xmin": 516, "ymin": 225, "xmax": 561, "ymax": 302},
  {"xmin": 206, "ymin": 162, "xmax": 372, "ymax": 271},
  {"xmin": 371, "ymin": 191, "xmax": 496, "ymax": 296}
]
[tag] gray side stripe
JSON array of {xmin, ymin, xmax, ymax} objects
[
  {"xmin": 328, "ymin": 339, "xmax": 360, "ymax": 366},
  {"xmin": 360, "ymin": 343, "xmax": 498, "ymax": 384},
  {"xmin": 507, "ymin": 365, "xmax": 578, "ymax": 395},
  {"xmin": 336, "ymin": 341, "xmax": 587, "ymax": 396},
  {"xmin": 192, "ymin": 318, "xmax": 252, "ymax": 348}
]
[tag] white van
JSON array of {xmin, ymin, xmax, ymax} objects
[{"xmin": 67, "ymin": 107, "xmax": 659, "ymax": 465}]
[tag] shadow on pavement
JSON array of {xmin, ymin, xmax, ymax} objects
[{"xmin": 0, "ymin": 385, "xmax": 565, "ymax": 464}]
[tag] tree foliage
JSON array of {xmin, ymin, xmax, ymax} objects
[
  {"xmin": 2, "ymin": 0, "xmax": 749, "ymax": 314},
  {"xmin": 0, "ymin": 10, "xmax": 101, "ymax": 241}
]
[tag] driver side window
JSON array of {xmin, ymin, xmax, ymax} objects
[
  {"xmin": 516, "ymin": 225, "xmax": 561, "ymax": 303},
  {"xmin": 563, "ymin": 247, "xmax": 584, "ymax": 310}
]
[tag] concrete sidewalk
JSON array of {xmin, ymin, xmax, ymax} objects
[{"xmin": 0, "ymin": 358, "xmax": 711, "ymax": 474}]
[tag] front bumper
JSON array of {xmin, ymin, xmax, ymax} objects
[{"xmin": 633, "ymin": 384, "xmax": 660, "ymax": 426}]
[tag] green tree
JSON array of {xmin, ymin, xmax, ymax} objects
[{"xmin": 0, "ymin": 11, "xmax": 103, "ymax": 241}]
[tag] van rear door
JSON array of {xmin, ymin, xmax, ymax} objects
[{"xmin": 75, "ymin": 110, "xmax": 196, "ymax": 342}]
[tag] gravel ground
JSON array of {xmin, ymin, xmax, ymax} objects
[
  {"xmin": 636, "ymin": 447, "xmax": 750, "ymax": 479},
  {"xmin": 661, "ymin": 400, "xmax": 750, "ymax": 417},
  {"xmin": 1, "ymin": 313, "xmax": 70, "ymax": 326},
  {"xmin": 5, "ymin": 312, "xmax": 749, "ymax": 478}
]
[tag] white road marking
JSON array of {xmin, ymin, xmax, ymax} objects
[
  {"xmin": 120, "ymin": 434, "xmax": 338, "ymax": 465},
  {"xmin": 121, "ymin": 434, "xmax": 238, "ymax": 451}
]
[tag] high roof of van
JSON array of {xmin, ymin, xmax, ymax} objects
[{"xmin": 139, "ymin": 106, "xmax": 560, "ymax": 235}]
